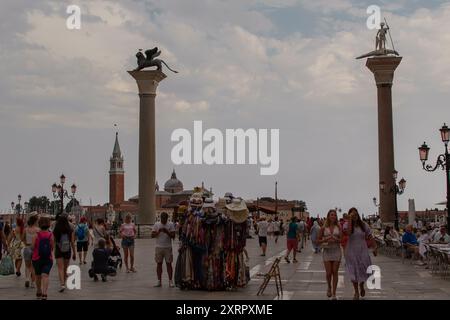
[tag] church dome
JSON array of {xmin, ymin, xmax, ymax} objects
[{"xmin": 164, "ymin": 170, "xmax": 183, "ymax": 193}]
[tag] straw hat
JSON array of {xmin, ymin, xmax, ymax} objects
[{"xmin": 225, "ymin": 198, "xmax": 249, "ymax": 224}]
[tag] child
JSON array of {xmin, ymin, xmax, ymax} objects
[
  {"xmin": 32, "ymin": 216, "xmax": 54, "ymax": 300},
  {"xmin": 88, "ymin": 238, "xmax": 116, "ymax": 282}
]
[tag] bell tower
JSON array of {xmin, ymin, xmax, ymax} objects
[{"xmin": 109, "ymin": 132, "xmax": 124, "ymax": 206}]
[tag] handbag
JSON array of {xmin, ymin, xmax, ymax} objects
[{"xmin": 0, "ymin": 254, "xmax": 15, "ymax": 276}]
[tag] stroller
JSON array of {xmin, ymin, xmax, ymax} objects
[{"xmin": 108, "ymin": 237, "xmax": 123, "ymax": 270}]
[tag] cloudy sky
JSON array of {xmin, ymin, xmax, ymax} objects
[{"xmin": 1, "ymin": 0, "xmax": 449, "ymax": 217}]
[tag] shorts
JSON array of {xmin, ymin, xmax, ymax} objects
[
  {"xmin": 121, "ymin": 237, "xmax": 135, "ymax": 248},
  {"xmin": 32, "ymin": 259, "xmax": 53, "ymax": 275},
  {"xmin": 155, "ymin": 247, "xmax": 173, "ymax": 264},
  {"xmin": 23, "ymin": 247, "xmax": 33, "ymax": 262},
  {"xmin": 287, "ymin": 238, "xmax": 298, "ymax": 251},
  {"xmin": 77, "ymin": 241, "xmax": 89, "ymax": 252},
  {"xmin": 258, "ymin": 236, "xmax": 267, "ymax": 246},
  {"xmin": 55, "ymin": 246, "xmax": 71, "ymax": 260}
]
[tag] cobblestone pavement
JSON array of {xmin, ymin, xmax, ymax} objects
[{"xmin": 2, "ymin": 235, "xmax": 450, "ymax": 300}]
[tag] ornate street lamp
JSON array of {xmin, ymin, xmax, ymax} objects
[
  {"xmin": 51, "ymin": 173, "xmax": 77, "ymax": 219},
  {"xmin": 419, "ymin": 123, "xmax": 450, "ymax": 230},
  {"xmin": 380, "ymin": 169, "xmax": 406, "ymax": 231}
]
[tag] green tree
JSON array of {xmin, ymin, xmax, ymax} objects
[{"xmin": 27, "ymin": 196, "xmax": 51, "ymax": 213}]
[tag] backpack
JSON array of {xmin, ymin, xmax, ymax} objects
[
  {"xmin": 58, "ymin": 233, "xmax": 71, "ymax": 253},
  {"xmin": 38, "ymin": 232, "xmax": 52, "ymax": 260},
  {"xmin": 76, "ymin": 224, "xmax": 87, "ymax": 241}
]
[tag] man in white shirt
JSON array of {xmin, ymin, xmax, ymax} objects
[
  {"xmin": 257, "ymin": 217, "xmax": 269, "ymax": 256},
  {"xmin": 151, "ymin": 212, "xmax": 176, "ymax": 287},
  {"xmin": 433, "ymin": 226, "xmax": 450, "ymax": 244}
]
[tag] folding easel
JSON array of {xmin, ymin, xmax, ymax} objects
[{"xmin": 256, "ymin": 257, "xmax": 283, "ymax": 296}]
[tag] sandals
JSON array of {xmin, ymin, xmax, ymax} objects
[{"xmin": 360, "ymin": 286, "xmax": 366, "ymax": 297}]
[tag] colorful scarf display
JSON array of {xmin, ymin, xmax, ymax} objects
[{"xmin": 174, "ymin": 207, "xmax": 249, "ymax": 291}]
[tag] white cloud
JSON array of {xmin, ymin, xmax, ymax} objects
[{"xmin": 1, "ymin": 0, "xmax": 450, "ymax": 217}]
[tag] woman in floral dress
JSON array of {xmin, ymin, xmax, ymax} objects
[
  {"xmin": 343, "ymin": 208, "xmax": 373, "ymax": 300},
  {"xmin": 8, "ymin": 219, "xmax": 25, "ymax": 277}
]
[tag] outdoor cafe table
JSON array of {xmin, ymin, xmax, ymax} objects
[{"xmin": 429, "ymin": 243, "xmax": 450, "ymax": 256}]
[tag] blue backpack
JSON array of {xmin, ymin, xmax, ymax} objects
[
  {"xmin": 38, "ymin": 232, "xmax": 52, "ymax": 260},
  {"xmin": 76, "ymin": 224, "xmax": 87, "ymax": 241}
]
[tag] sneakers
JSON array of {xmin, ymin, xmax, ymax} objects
[{"xmin": 154, "ymin": 281, "xmax": 162, "ymax": 287}]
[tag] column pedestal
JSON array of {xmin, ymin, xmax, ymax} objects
[
  {"xmin": 366, "ymin": 56, "xmax": 402, "ymax": 225},
  {"xmin": 128, "ymin": 70, "xmax": 167, "ymax": 224}
]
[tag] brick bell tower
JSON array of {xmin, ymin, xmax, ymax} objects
[{"xmin": 109, "ymin": 132, "xmax": 124, "ymax": 206}]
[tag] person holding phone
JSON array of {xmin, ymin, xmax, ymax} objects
[{"xmin": 151, "ymin": 212, "xmax": 176, "ymax": 287}]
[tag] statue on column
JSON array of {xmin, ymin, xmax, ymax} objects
[
  {"xmin": 134, "ymin": 47, "xmax": 179, "ymax": 73},
  {"xmin": 356, "ymin": 21, "xmax": 399, "ymax": 59},
  {"xmin": 375, "ymin": 22, "xmax": 389, "ymax": 51}
]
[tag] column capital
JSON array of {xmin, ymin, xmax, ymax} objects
[
  {"xmin": 366, "ymin": 56, "xmax": 402, "ymax": 86},
  {"xmin": 128, "ymin": 70, "xmax": 167, "ymax": 94}
]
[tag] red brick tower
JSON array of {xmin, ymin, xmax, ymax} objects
[{"xmin": 109, "ymin": 132, "xmax": 124, "ymax": 206}]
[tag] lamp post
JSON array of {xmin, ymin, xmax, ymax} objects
[
  {"xmin": 11, "ymin": 194, "xmax": 24, "ymax": 223},
  {"xmin": 380, "ymin": 170, "xmax": 406, "ymax": 231},
  {"xmin": 418, "ymin": 123, "xmax": 450, "ymax": 230},
  {"xmin": 51, "ymin": 174, "xmax": 77, "ymax": 220}
]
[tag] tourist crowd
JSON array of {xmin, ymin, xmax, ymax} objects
[{"xmin": 1, "ymin": 204, "xmax": 449, "ymax": 301}]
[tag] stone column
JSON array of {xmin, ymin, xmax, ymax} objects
[
  {"xmin": 128, "ymin": 70, "xmax": 167, "ymax": 224},
  {"xmin": 366, "ymin": 56, "xmax": 402, "ymax": 225}
]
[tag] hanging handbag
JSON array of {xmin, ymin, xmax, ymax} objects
[{"xmin": 0, "ymin": 254, "xmax": 15, "ymax": 276}]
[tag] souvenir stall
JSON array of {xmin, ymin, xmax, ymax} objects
[{"xmin": 175, "ymin": 193, "xmax": 250, "ymax": 291}]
